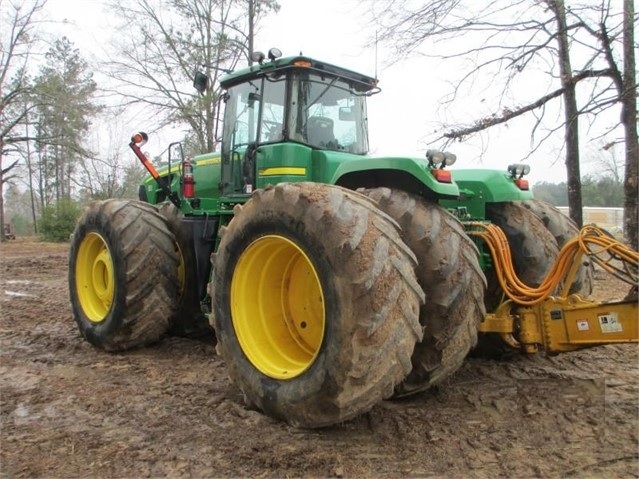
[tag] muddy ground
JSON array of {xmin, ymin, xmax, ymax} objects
[{"xmin": 1, "ymin": 237, "xmax": 637, "ymax": 478}]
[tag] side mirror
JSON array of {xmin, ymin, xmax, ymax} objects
[
  {"xmin": 193, "ymin": 71, "xmax": 209, "ymax": 94},
  {"xmin": 248, "ymin": 91, "xmax": 261, "ymax": 107},
  {"xmin": 339, "ymin": 106, "xmax": 355, "ymax": 121}
]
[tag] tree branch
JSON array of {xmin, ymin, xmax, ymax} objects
[{"xmin": 442, "ymin": 68, "xmax": 616, "ymax": 140}]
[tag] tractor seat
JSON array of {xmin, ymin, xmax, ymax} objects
[{"xmin": 306, "ymin": 116, "xmax": 335, "ymax": 148}]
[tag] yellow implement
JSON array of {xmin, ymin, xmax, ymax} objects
[{"xmin": 473, "ymin": 224, "xmax": 638, "ymax": 354}]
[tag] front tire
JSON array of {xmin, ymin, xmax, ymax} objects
[
  {"xmin": 212, "ymin": 183, "xmax": 424, "ymax": 427},
  {"xmin": 69, "ymin": 200, "xmax": 178, "ymax": 351}
]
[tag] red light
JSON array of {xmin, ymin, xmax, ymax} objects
[
  {"xmin": 432, "ymin": 169, "xmax": 452, "ymax": 183},
  {"xmin": 515, "ymin": 179, "xmax": 529, "ymax": 190}
]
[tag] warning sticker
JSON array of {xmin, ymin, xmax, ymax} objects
[
  {"xmin": 599, "ymin": 312, "xmax": 622, "ymax": 333},
  {"xmin": 577, "ymin": 320, "xmax": 590, "ymax": 331}
]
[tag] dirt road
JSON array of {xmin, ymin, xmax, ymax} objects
[{"xmin": 1, "ymin": 238, "xmax": 637, "ymax": 478}]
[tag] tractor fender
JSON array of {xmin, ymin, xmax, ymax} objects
[{"xmin": 330, "ymin": 157, "xmax": 460, "ymax": 200}]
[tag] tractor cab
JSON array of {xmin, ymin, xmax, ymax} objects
[{"xmin": 211, "ymin": 49, "xmax": 379, "ymax": 196}]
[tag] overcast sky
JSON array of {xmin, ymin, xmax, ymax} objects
[{"xmin": 41, "ymin": 0, "xmax": 623, "ymax": 185}]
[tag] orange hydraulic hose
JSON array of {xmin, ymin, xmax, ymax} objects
[{"xmin": 468, "ymin": 223, "xmax": 639, "ymax": 306}]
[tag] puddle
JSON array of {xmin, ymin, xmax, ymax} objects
[{"xmin": 4, "ymin": 291, "xmax": 36, "ymax": 298}]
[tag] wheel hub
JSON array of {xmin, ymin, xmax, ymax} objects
[
  {"xmin": 230, "ymin": 235, "xmax": 325, "ymax": 379},
  {"xmin": 76, "ymin": 232, "xmax": 115, "ymax": 322}
]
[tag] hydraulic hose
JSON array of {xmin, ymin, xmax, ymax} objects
[{"xmin": 468, "ymin": 223, "xmax": 639, "ymax": 306}]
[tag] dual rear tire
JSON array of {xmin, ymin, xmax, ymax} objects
[
  {"xmin": 361, "ymin": 188, "xmax": 486, "ymax": 396},
  {"xmin": 484, "ymin": 200, "xmax": 593, "ymax": 310},
  {"xmin": 521, "ymin": 199, "xmax": 593, "ymax": 296},
  {"xmin": 212, "ymin": 184, "xmax": 488, "ymax": 426}
]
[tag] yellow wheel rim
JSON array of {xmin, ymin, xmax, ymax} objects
[
  {"xmin": 75, "ymin": 232, "xmax": 115, "ymax": 323},
  {"xmin": 231, "ymin": 235, "xmax": 325, "ymax": 379}
]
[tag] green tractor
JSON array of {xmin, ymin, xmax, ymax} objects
[{"xmin": 69, "ymin": 49, "xmax": 632, "ymax": 428}]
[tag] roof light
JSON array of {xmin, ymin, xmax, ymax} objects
[
  {"xmin": 515, "ymin": 178, "xmax": 529, "ymax": 190},
  {"xmin": 293, "ymin": 60, "xmax": 312, "ymax": 67},
  {"xmin": 426, "ymin": 149, "xmax": 445, "ymax": 165},
  {"xmin": 268, "ymin": 48, "xmax": 282, "ymax": 61},
  {"xmin": 251, "ymin": 51, "xmax": 265, "ymax": 64},
  {"xmin": 508, "ymin": 163, "xmax": 531, "ymax": 178},
  {"xmin": 443, "ymin": 151, "xmax": 457, "ymax": 166},
  {"xmin": 426, "ymin": 149, "xmax": 457, "ymax": 168}
]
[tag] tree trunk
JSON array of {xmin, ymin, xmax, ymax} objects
[
  {"xmin": 551, "ymin": 0, "xmax": 583, "ymax": 228},
  {"xmin": 25, "ymin": 118, "xmax": 38, "ymax": 234},
  {"xmin": 622, "ymin": 0, "xmax": 638, "ymax": 248},
  {"xmin": 38, "ymin": 149, "xmax": 46, "ymax": 211},
  {"xmin": 248, "ymin": 0, "xmax": 255, "ymax": 65},
  {"xmin": 0, "ymin": 140, "xmax": 5, "ymax": 243},
  {"xmin": 55, "ymin": 143, "xmax": 60, "ymax": 202}
]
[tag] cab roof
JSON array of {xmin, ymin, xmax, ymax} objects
[{"xmin": 219, "ymin": 55, "xmax": 379, "ymax": 93}]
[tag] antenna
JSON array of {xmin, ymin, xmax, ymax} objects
[{"xmin": 374, "ymin": 30, "xmax": 378, "ymax": 80}]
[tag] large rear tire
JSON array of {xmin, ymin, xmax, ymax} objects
[
  {"xmin": 69, "ymin": 200, "xmax": 178, "ymax": 351},
  {"xmin": 484, "ymin": 202, "xmax": 560, "ymax": 310},
  {"xmin": 521, "ymin": 199, "xmax": 593, "ymax": 296},
  {"xmin": 475, "ymin": 202, "xmax": 559, "ymax": 357},
  {"xmin": 158, "ymin": 203, "xmax": 211, "ymax": 338},
  {"xmin": 362, "ymin": 188, "xmax": 486, "ymax": 395},
  {"xmin": 211, "ymin": 183, "xmax": 424, "ymax": 427}
]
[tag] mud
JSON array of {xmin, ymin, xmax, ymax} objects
[{"xmin": 1, "ymin": 238, "xmax": 637, "ymax": 478}]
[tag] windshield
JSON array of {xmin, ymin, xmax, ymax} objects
[{"xmin": 289, "ymin": 72, "xmax": 369, "ymax": 154}]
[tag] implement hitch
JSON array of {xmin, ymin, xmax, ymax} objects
[
  {"xmin": 480, "ymin": 295, "xmax": 638, "ymax": 354},
  {"xmin": 473, "ymin": 223, "xmax": 639, "ymax": 354}
]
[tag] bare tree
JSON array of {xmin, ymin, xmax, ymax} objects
[
  {"xmin": 104, "ymin": 0, "xmax": 279, "ymax": 154},
  {"xmin": 590, "ymin": 143, "xmax": 624, "ymax": 184},
  {"xmin": 370, "ymin": 0, "xmax": 637, "ymax": 239},
  {"xmin": 620, "ymin": 0, "xmax": 637, "ymax": 248},
  {"xmin": 0, "ymin": 0, "xmax": 46, "ymax": 241},
  {"xmin": 566, "ymin": 0, "xmax": 637, "ymax": 245},
  {"xmin": 71, "ymin": 112, "xmax": 145, "ymax": 200},
  {"xmin": 549, "ymin": 0, "xmax": 583, "ymax": 226}
]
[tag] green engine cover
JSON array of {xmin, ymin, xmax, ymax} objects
[{"xmin": 441, "ymin": 168, "xmax": 534, "ymax": 220}]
